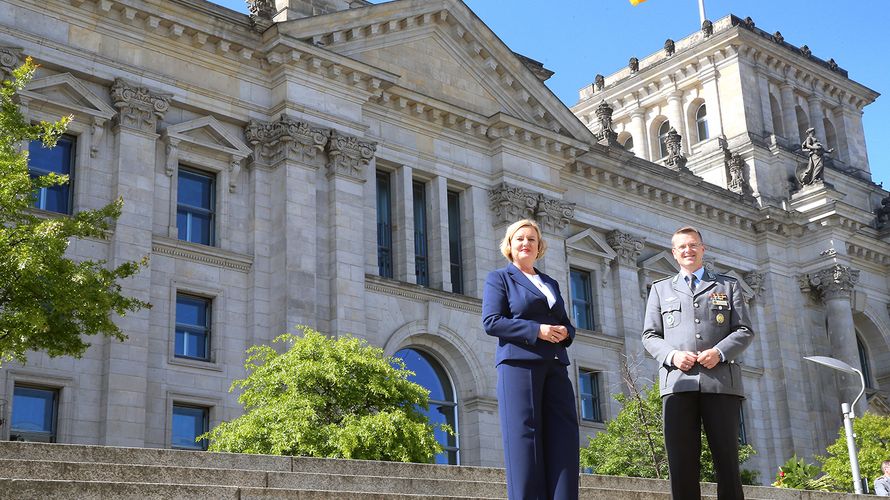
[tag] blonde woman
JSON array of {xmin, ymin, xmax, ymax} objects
[{"xmin": 482, "ymin": 219, "xmax": 579, "ymax": 500}]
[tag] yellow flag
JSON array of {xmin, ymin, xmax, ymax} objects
[{"xmin": 629, "ymin": 0, "xmax": 647, "ymax": 5}]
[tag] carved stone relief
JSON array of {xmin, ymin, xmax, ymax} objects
[
  {"xmin": 488, "ymin": 183, "xmax": 575, "ymax": 233},
  {"xmin": 326, "ymin": 131, "xmax": 376, "ymax": 181},
  {"xmin": 110, "ymin": 78, "xmax": 171, "ymax": 133},
  {"xmin": 0, "ymin": 46, "xmax": 23, "ymax": 80},
  {"xmin": 800, "ymin": 264, "xmax": 860, "ymax": 302},
  {"xmin": 245, "ymin": 115, "xmax": 328, "ymax": 166},
  {"xmin": 663, "ymin": 127, "xmax": 689, "ymax": 172},
  {"xmin": 594, "ymin": 100, "xmax": 619, "ymax": 146},
  {"xmin": 606, "ymin": 230, "xmax": 644, "ymax": 267}
]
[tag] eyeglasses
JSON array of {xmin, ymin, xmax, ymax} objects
[{"xmin": 673, "ymin": 243, "xmax": 702, "ymax": 251}]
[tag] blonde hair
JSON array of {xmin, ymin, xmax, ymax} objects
[{"xmin": 500, "ymin": 219, "xmax": 547, "ymax": 262}]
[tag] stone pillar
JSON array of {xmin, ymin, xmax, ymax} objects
[
  {"xmin": 244, "ymin": 116, "xmax": 327, "ymax": 339},
  {"xmin": 629, "ymin": 109, "xmax": 649, "ymax": 160},
  {"xmin": 428, "ymin": 176, "xmax": 452, "ymax": 291},
  {"xmin": 325, "ymin": 131, "xmax": 376, "ymax": 337},
  {"xmin": 837, "ymin": 105, "xmax": 870, "ymax": 174},
  {"xmin": 756, "ymin": 69, "xmax": 774, "ymax": 137},
  {"xmin": 699, "ymin": 69, "xmax": 724, "ymax": 139},
  {"xmin": 463, "ymin": 185, "xmax": 493, "ymax": 298},
  {"xmin": 805, "ymin": 264, "xmax": 863, "ymax": 413},
  {"xmin": 666, "ymin": 91, "xmax": 688, "ymax": 153},
  {"xmin": 779, "ymin": 83, "xmax": 800, "ymax": 145},
  {"xmin": 394, "ymin": 164, "xmax": 415, "ymax": 284},
  {"xmin": 807, "ymin": 96, "xmax": 827, "ymax": 148},
  {"xmin": 606, "ymin": 231, "xmax": 645, "ymax": 365},
  {"xmin": 102, "ymin": 78, "xmax": 170, "ymax": 446}
]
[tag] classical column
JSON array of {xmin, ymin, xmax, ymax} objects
[
  {"xmin": 779, "ymin": 82, "xmax": 800, "ymax": 145},
  {"xmin": 629, "ymin": 108, "xmax": 649, "ymax": 160},
  {"xmin": 699, "ymin": 68, "xmax": 724, "ymax": 139},
  {"xmin": 102, "ymin": 78, "xmax": 171, "ymax": 446},
  {"xmin": 807, "ymin": 95, "xmax": 827, "ymax": 147},
  {"xmin": 428, "ymin": 176, "xmax": 452, "ymax": 291},
  {"xmin": 326, "ymin": 131, "xmax": 376, "ymax": 337},
  {"xmin": 666, "ymin": 91, "xmax": 688, "ymax": 153},
  {"xmin": 244, "ymin": 116, "xmax": 327, "ymax": 340},
  {"xmin": 837, "ymin": 104, "xmax": 869, "ymax": 174},
  {"xmin": 394, "ymin": 164, "xmax": 415, "ymax": 284},
  {"xmin": 804, "ymin": 264, "xmax": 863, "ymax": 412},
  {"xmin": 606, "ymin": 231, "xmax": 645, "ymax": 364},
  {"xmin": 755, "ymin": 68, "xmax": 774, "ymax": 137}
]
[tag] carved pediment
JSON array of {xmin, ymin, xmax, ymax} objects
[
  {"xmin": 19, "ymin": 73, "xmax": 115, "ymax": 120},
  {"xmin": 720, "ymin": 269, "xmax": 757, "ymax": 300},
  {"xmin": 164, "ymin": 116, "xmax": 252, "ymax": 159},
  {"xmin": 640, "ymin": 250, "xmax": 680, "ymax": 278},
  {"xmin": 565, "ymin": 229, "xmax": 617, "ymax": 264}
]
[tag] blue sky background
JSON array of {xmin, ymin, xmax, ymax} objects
[{"xmin": 214, "ymin": 0, "xmax": 890, "ymax": 188}]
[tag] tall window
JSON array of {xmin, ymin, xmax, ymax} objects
[
  {"xmin": 28, "ymin": 134, "xmax": 75, "ymax": 214},
  {"xmin": 171, "ymin": 404, "xmax": 208, "ymax": 450},
  {"xmin": 175, "ymin": 294, "xmax": 211, "ymax": 361},
  {"xmin": 447, "ymin": 191, "xmax": 463, "ymax": 294},
  {"xmin": 570, "ymin": 268, "xmax": 594, "ymax": 330},
  {"xmin": 578, "ymin": 370, "xmax": 603, "ymax": 423},
  {"xmin": 695, "ymin": 104, "xmax": 709, "ymax": 142},
  {"xmin": 622, "ymin": 136, "xmax": 634, "ymax": 154},
  {"xmin": 10, "ymin": 385, "xmax": 58, "ymax": 442},
  {"xmin": 177, "ymin": 168, "xmax": 215, "ymax": 246},
  {"xmin": 658, "ymin": 120, "xmax": 671, "ymax": 158},
  {"xmin": 376, "ymin": 171, "xmax": 393, "ymax": 278},
  {"xmin": 413, "ymin": 180, "xmax": 429, "ymax": 287},
  {"xmin": 857, "ymin": 334, "xmax": 874, "ymax": 388},
  {"xmin": 395, "ymin": 348, "xmax": 458, "ymax": 464}
]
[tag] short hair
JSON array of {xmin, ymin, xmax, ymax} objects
[
  {"xmin": 672, "ymin": 226, "xmax": 704, "ymax": 246},
  {"xmin": 500, "ymin": 219, "xmax": 547, "ymax": 262},
  {"xmin": 883, "ymin": 460, "xmax": 890, "ymax": 472}
]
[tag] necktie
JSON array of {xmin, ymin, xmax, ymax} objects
[{"xmin": 688, "ymin": 276, "xmax": 698, "ymax": 293}]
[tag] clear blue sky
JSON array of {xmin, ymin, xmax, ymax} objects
[{"xmin": 213, "ymin": 0, "xmax": 890, "ymax": 189}]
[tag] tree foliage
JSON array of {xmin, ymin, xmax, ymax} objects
[
  {"xmin": 202, "ymin": 326, "xmax": 447, "ymax": 462},
  {"xmin": 819, "ymin": 412, "xmax": 890, "ymax": 492},
  {"xmin": 580, "ymin": 369, "xmax": 757, "ymax": 484},
  {"xmin": 0, "ymin": 59, "xmax": 148, "ymax": 364}
]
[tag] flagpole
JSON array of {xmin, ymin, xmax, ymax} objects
[{"xmin": 698, "ymin": 0, "xmax": 706, "ymax": 24}]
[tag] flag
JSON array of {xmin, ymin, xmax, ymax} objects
[{"xmin": 629, "ymin": 0, "xmax": 647, "ymax": 5}]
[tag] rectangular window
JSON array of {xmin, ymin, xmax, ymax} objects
[
  {"xmin": 175, "ymin": 294, "xmax": 211, "ymax": 361},
  {"xmin": 570, "ymin": 268, "xmax": 594, "ymax": 330},
  {"xmin": 413, "ymin": 180, "xmax": 429, "ymax": 287},
  {"xmin": 578, "ymin": 370, "xmax": 603, "ymax": 423},
  {"xmin": 376, "ymin": 170, "xmax": 393, "ymax": 278},
  {"xmin": 177, "ymin": 168, "xmax": 215, "ymax": 246},
  {"xmin": 28, "ymin": 135, "xmax": 75, "ymax": 214},
  {"xmin": 171, "ymin": 404, "xmax": 209, "ymax": 450},
  {"xmin": 447, "ymin": 191, "xmax": 463, "ymax": 294},
  {"xmin": 10, "ymin": 385, "xmax": 58, "ymax": 442}
]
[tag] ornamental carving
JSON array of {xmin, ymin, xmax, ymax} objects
[
  {"xmin": 875, "ymin": 195, "xmax": 890, "ymax": 229},
  {"xmin": 743, "ymin": 271, "xmax": 765, "ymax": 295},
  {"xmin": 664, "ymin": 39, "xmax": 675, "ymax": 57},
  {"xmin": 110, "ymin": 78, "xmax": 171, "ymax": 133},
  {"xmin": 743, "ymin": 17, "xmax": 755, "ymax": 29},
  {"xmin": 594, "ymin": 100, "xmax": 619, "ymax": 146},
  {"xmin": 726, "ymin": 153, "xmax": 750, "ymax": 195},
  {"xmin": 244, "ymin": 115, "xmax": 328, "ymax": 167},
  {"xmin": 628, "ymin": 57, "xmax": 639, "ymax": 73},
  {"xmin": 326, "ymin": 131, "xmax": 376, "ymax": 181},
  {"xmin": 605, "ymin": 230, "xmax": 643, "ymax": 267},
  {"xmin": 827, "ymin": 59, "xmax": 839, "ymax": 72},
  {"xmin": 701, "ymin": 19, "xmax": 713, "ymax": 37},
  {"xmin": 0, "ymin": 46, "xmax": 23, "ymax": 79},
  {"xmin": 246, "ymin": 0, "xmax": 275, "ymax": 32},
  {"xmin": 773, "ymin": 31, "xmax": 784, "ymax": 44},
  {"xmin": 594, "ymin": 74, "xmax": 605, "ymax": 91},
  {"xmin": 488, "ymin": 183, "xmax": 575, "ymax": 233},
  {"xmin": 663, "ymin": 127, "xmax": 689, "ymax": 172},
  {"xmin": 800, "ymin": 45, "xmax": 812, "ymax": 58},
  {"xmin": 802, "ymin": 264, "xmax": 860, "ymax": 301}
]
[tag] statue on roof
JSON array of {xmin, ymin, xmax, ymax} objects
[{"xmin": 797, "ymin": 127, "xmax": 834, "ymax": 186}]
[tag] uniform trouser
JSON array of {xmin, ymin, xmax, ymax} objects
[
  {"xmin": 497, "ymin": 360, "xmax": 579, "ymax": 500},
  {"xmin": 663, "ymin": 392, "xmax": 744, "ymax": 500}
]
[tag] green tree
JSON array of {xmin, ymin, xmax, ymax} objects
[
  {"xmin": 580, "ymin": 363, "xmax": 757, "ymax": 484},
  {"xmin": 201, "ymin": 326, "xmax": 447, "ymax": 462},
  {"xmin": 0, "ymin": 59, "xmax": 148, "ymax": 364},
  {"xmin": 819, "ymin": 412, "xmax": 890, "ymax": 492}
]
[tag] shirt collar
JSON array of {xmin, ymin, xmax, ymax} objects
[{"xmin": 682, "ymin": 267, "xmax": 704, "ymax": 281}]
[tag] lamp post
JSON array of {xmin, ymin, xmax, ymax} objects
[{"xmin": 804, "ymin": 355, "xmax": 867, "ymax": 494}]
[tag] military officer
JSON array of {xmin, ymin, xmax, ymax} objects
[{"xmin": 642, "ymin": 227, "xmax": 754, "ymax": 500}]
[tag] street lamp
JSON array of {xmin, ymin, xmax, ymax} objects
[{"xmin": 804, "ymin": 355, "xmax": 867, "ymax": 494}]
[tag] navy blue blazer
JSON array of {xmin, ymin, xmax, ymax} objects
[{"xmin": 482, "ymin": 264, "xmax": 575, "ymax": 366}]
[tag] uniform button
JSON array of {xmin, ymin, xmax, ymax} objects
[
  {"xmin": 696, "ymin": 334, "xmax": 702, "ymax": 339},
  {"xmin": 694, "ymin": 303, "xmax": 700, "ymax": 308},
  {"xmin": 694, "ymin": 319, "xmax": 700, "ymax": 324}
]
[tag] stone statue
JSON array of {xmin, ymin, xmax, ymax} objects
[
  {"xmin": 800, "ymin": 45, "xmax": 812, "ymax": 57},
  {"xmin": 594, "ymin": 74, "xmax": 605, "ymax": 91},
  {"xmin": 595, "ymin": 101, "xmax": 618, "ymax": 146},
  {"xmin": 797, "ymin": 127, "xmax": 834, "ymax": 186},
  {"xmin": 773, "ymin": 31, "xmax": 784, "ymax": 44},
  {"xmin": 629, "ymin": 57, "xmax": 639, "ymax": 73},
  {"xmin": 876, "ymin": 195, "xmax": 890, "ymax": 229},
  {"xmin": 664, "ymin": 39, "xmax": 675, "ymax": 57},
  {"xmin": 701, "ymin": 20, "xmax": 713, "ymax": 37},
  {"xmin": 663, "ymin": 127, "xmax": 688, "ymax": 172}
]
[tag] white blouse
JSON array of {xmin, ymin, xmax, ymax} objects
[{"xmin": 523, "ymin": 271, "xmax": 556, "ymax": 308}]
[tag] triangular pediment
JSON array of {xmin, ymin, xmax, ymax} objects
[
  {"xmin": 20, "ymin": 73, "xmax": 115, "ymax": 120},
  {"xmin": 566, "ymin": 229, "xmax": 617, "ymax": 264},
  {"xmin": 641, "ymin": 250, "xmax": 680, "ymax": 278},
  {"xmin": 275, "ymin": 0, "xmax": 593, "ymax": 142},
  {"xmin": 718, "ymin": 269, "xmax": 756, "ymax": 299},
  {"xmin": 164, "ymin": 116, "xmax": 251, "ymax": 158}
]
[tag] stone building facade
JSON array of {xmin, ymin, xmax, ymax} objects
[{"xmin": 0, "ymin": 0, "xmax": 887, "ymax": 481}]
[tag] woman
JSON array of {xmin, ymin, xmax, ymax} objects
[{"xmin": 482, "ymin": 219, "xmax": 579, "ymax": 500}]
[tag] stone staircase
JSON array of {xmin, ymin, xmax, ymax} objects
[{"xmin": 0, "ymin": 441, "xmax": 866, "ymax": 499}]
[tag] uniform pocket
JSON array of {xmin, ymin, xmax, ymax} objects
[{"xmin": 661, "ymin": 304, "xmax": 681, "ymax": 329}]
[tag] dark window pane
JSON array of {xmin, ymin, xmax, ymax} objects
[
  {"xmin": 579, "ymin": 370, "xmax": 602, "ymax": 423},
  {"xmin": 172, "ymin": 405, "xmax": 208, "ymax": 450},
  {"xmin": 178, "ymin": 171, "xmax": 213, "ymax": 209},
  {"xmin": 11, "ymin": 387, "xmax": 56, "ymax": 433},
  {"xmin": 175, "ymin": 294, "xmax": 210, "ymax": 361},
  {"xmin": 658, "ymin": 120, "xmax": 671, "ymax": 158},
  {"xmin": 570, "ymin": 269, "xmax": 594, "ymax": 330},
  {"xmin": 447, "ymin": 191, "xmax": 463, "ymax": 294},
  {"xmin": 376, "ymin": 171, "xmax": 393, "ymax": 278},
  {"xmin": 177, "ymin": 168, "xmax": 215, "ymax": 246},
  {"xmin": 857, "ymin": 335, "xmax": 873, "ymax": 388},
  {"xmin": 28, "ymin": 135, "xmax": 75, "ymax": 214},
  {"xmin": 413, "ymin": 181, "xmax": 428, "ymax": 286}
]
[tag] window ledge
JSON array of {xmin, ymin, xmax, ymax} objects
[
  {"xmin": 168, "ymin": 355, "xmax": 223, "ymax": 372},
  {"xmin": 574, "ymin": 329, "xmax": 625, "ymax": 350},
  {"xmin": 365, "ymin": 274, "xmax": 482, "ymax": 314},
  {"xmin": 153, "ymin": 235, "xmax": 252, "ymax": 273},
  {"xmin": 580, "ymin": 420, "xmax": 607, "ymax": 431}
]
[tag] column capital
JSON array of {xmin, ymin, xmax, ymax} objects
[
  {"xmin": 800, "ymin": 264, "xmax": 860, "ymax": 301},
  {"xmin": 605, "ymin": 230, "xmax": 644, "ymax": 267},
  {"xmin": 0, "ymin": 46, "xmax": 23, "ymax": 80},
  {"xmin": 110, "ymin": 78, "xmax": 171, "ymax": 133},
  {"xmin": 325, "ymin": 131, "xmax": 376, "ymax": 181},
  {"xmin": 245, "ymin": 115, "xmax": 328, "ymax": 168},
  {"xmin": 488, "ymin": 182, "xmax": 575, "ymax": 234}
]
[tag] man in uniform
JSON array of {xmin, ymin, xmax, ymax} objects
[
  {"xmin": 875, "ymin": 460, "xmax": 890, "ymax": 496},
  {"xmin": 642, "ymin": 227, "xmax": 754, "ymax": 500}
]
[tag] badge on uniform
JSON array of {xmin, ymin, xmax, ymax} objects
[
  {"xmin": 666, "ymin": 313, "xmax": 675, "ymax": 326},
  {"xmin": 709, "ymin": 292, "xmax": 729, "ymax": 309},
  {"xmin": 716, "ymin": 313, "xmax": 725, "ymax": 325}
]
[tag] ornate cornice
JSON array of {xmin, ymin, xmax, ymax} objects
[
  {"xmin": 605, "ymin": 230, "xmax": 643, "ymax": 267},
  {"xmin": 0, "ymin": 46, "xmax": 23, "ymax": 79},
  {"xmin": 152, "ymin": 236, "xmax": 252, "ymax": 272},
  {"xmin": 846, "ymin": 242, "xmax": 890, "ymax": 267},
  {"xmin": 245, "ymin": 116, "xmax": 329, "ymax": 167},
  {"xmin": 488, "ymin": 183, "xmax": 575, "ymax": 233},
  {"xmin": 325, "ymin": 131, "xmax": 376, "ymax": 181},
  {"xmin": 365, "ymin": 274, "xmax": 482, "ymax": 314},
  {"xmin": 800, "ymin": 264, "xmax": 860, "ymax": 301},
  {"xmin": 110, "ymin": 78, "xmax": 171, "ymax": 133}
]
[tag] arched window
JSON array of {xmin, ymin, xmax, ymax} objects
[
  {"xmin": 769, "ymin": 94, "xmax": 784, "ymax": 137},
  {"xmin": 622, "ymin": 136, "xmax": 634, "ymax": 153},
  {"xmin": 658, "ymin": 120, "xmax": 671, "ymax": 158},
  {"xmin": 856, "ymin": 334, "xmax": 874, "ymax": 389},
  {"xmin": 695, "ymin": 104, "xmax": 709, "ymax": 142},
  {"xmin": 395, "ymin": 348, "xmax": 459, "ymax": 464}
]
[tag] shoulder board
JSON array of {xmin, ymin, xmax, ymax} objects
[
  {"xmin": 651, "ymin": 276, "xmax": 672, "ymax": 284},
  {"xmin": 713, "ymin": 273, "xmax": 738, "ymax": 282}
]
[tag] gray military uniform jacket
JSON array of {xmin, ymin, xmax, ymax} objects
[
  {"xmin": 875, "ymin": 476, "xmax": 890, "ymax": 496},
  {"xmin": 642, "ymin": 269, "xmax": 754, "ymax": 397}
]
